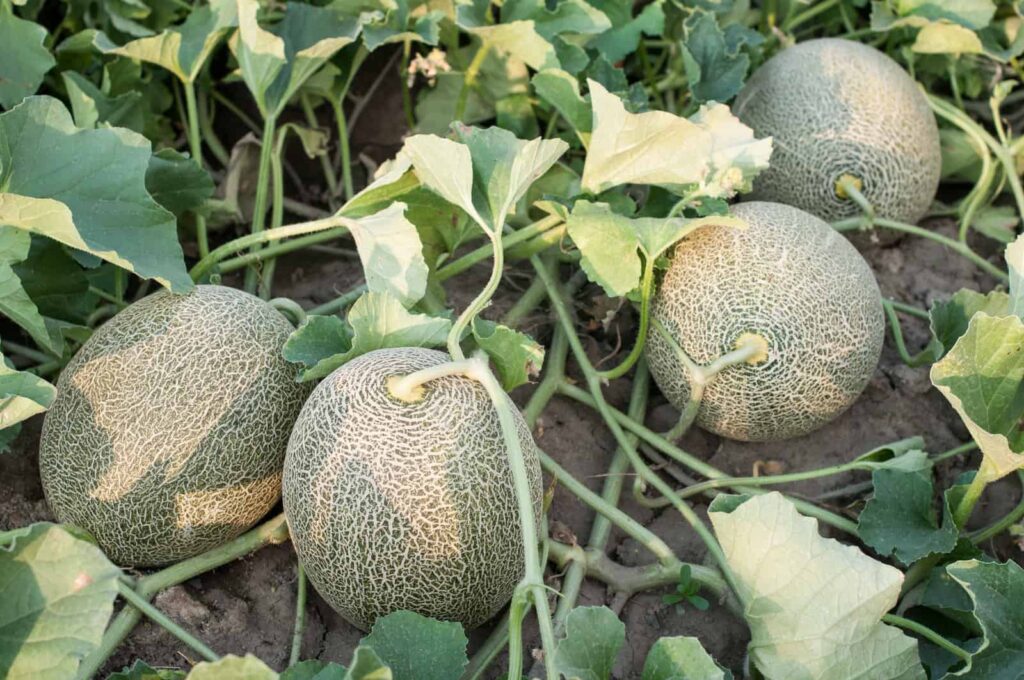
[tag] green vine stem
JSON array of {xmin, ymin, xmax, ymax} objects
[
  {"xmin": 461, "ymin": 610, "xmax": 522, "ymax": 680},
  {"xmin": 447, "ymin": 230, "xmax": 503, "ymax": 360},
  {"xmin": 197, "ymin": 89, "xmax": 231, "ymax": 168},
  {"xmin": 833, "ymin": 215, "xmax": 1008, "ymax": 282},
  {"xmin": 555, "ymin": 382, "xmax": 860, "ymax": 535},
  {"xmin": 539, "ymin": 448, "xmax": 675, "ymax": 565},
  {"xmin": 883, "ymin": 300, "xmax": 937, "ymax": 367},
  {"xmin": 435, "ymin": 215, "xmax": 564, "ymax": 281},
  {"xmin": 116, "ymin": 581, "xmax": 220, "ymax": 663},
  {"xmin": 550, "ymin": 359, "xmax": 653, "ymax": 632},
  {"xmin": 400, "ymin": 39, "xmax": 416, "ymax": 130},
  {"xmin": 300, "ymin": 94, "xmax": 339, "ymax": 199},
  {"xmin": 243, "ymin": 114, "xmax": 280, "ymax": 293},
  {"xmin": 971, "ymin": 470, "xmax": 1024, "ymax": 543},
  {"xmin": 190, "ymin": 214, "xmax": 358, "ymax": 281},
  {"xmin": 546, "ymin": 541, "xmax": 734, "ymax": 614},
  {"xmin": 385, "ymin": 353, "xmax": 557, "ymax": 679},
  {"xmin": 289, "ymin": 564, "xmax": 307, "ymax": 666},
  {"xmin": 258, "ymin": 127, "xmax": 292, "ymax": 299},
  {"xmin": 596, "ymin": 257, "xmax": 654, "ymax": 381},
  {"xmin": 953, "ymin": 470, "xmax": 989, "ymax": 528},
  {"xmin": 881, "ymin": 614, "xmax": 972, "ymax": 663},
  {"xmin": 269, "ymin": 297, "xmax": 307, "ymax": 326},
  {"xmin": 331, "ymin": 97, "xmax": 354, "ymax": 203},
  {"xmin": 77, "ymin": 515, "xmax": 289, "ymax": 680},
  {"xmin": 531, "ymin": 256, "xmax": 742, "ymax": 598},
  {"xmin": 454, "ymin": 42, "xmax": 492, "ymax": 122},
  {"xmin": 183, "ymin": 81, "xmax": 210, "ymax": 259},
  {"xmin": 928, "ymin": 94, "xmax": 1024, "ymax": 222},
  {"xmin": 214, "ymin": 227, "xmax": 348, "ymax": 275}
]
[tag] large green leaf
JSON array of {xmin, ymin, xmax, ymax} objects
[
  {"xmin": 0, "ymin": 4, "xmax": 55, "ymax": 109},
  {"xmin": 930, "ymin": 313, "xmax": 1024, "ymax": 483},
  {"xmin": 580, "ymin": 80, "xmax": 771, "ymax": 196},
  {"xmin": 0, "ymin": 350, "xmax": 56, "ymax": 434},
  {"xmin": 283, "ymin": 293, "xmax": 452, "ymax": 381},
  {"xmin": 566, "ymin": 200, "xmax": 741, "ymax": 297},
  {"xmin": 361, "ymin": 610, "xmax": 468, "ymax": 680},
  {"xmin": 0, "ymin": 227, "xmax": 56, "ymax": 352},
  {"xmin": 552, "ymin": 606, "xmax": 624, "ymax": 680},
  {"xmin": 337, "ymin": 0, "xmax": 443, "ymax": 52},
  {"xmin": 0, "ymin": 523, "xmax": 122, "ymax": 680},
  {"xmin": 146, "ymin": 149, "xmax": 215, "ymax": 218},
  {"xmin": 402, "ymin": 126, "xmax": 568, "ymax": 231},
  {"xmin": 233, "ymin": 0, "xmax": 360, "ymax": 117},
  {"xmin": 709, "ymin": 493, "xmax": 925, "ymax": 679},
  {"xmin": 945, "ymin": 559, "xmax": 1024, "ymax": 677},
  {"xmin": 589, "ymin": 0, "xmax": 664, "ymax": 62},
  {"xmin": 470, "ymin": 318, "xmax": 544, "ymax": 390},
  {"xmin": 641, "ymin": 637, "xmax": 731, "ymax": 680},
  {"xmin": 532, "ymin": 69, "xmax": 592, "ymax": 140},
  {"xmin": 94, "ymin": 0, "xmax": 238, "ymax": 83},
  {"xmin": 186, "ymin": 655, "xmax": 278, "ymax": 679},
  {"xmin": 680, "ymin": 10, "xmax": 748, "ymax": 104},
  {"xmin": 0, "ymin": 97, "xmax": 192, "ymax": 292},
  {"xmin": 857, "ymin": 466, "xmax": 959, "ymax": 565}
]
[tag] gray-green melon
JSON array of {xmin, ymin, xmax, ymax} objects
[
  {"xmin": 645, "ymin": 202, "xmax": 884, "ymax": 442},
  {"xmin": 39, "ymin": 284, "xmax": 311, "ymax": 567},
  {"xmin": 733, "ymin": 38, "xmax": 941, "ymax": 225},
  {"xmin": 283, "ymin": 347, "xmax": 542, "ymax": 631}
]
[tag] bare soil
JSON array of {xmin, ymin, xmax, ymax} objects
[{"xmin": 2, "ymin": 55, "xmax": 1021, "ymax": 678}]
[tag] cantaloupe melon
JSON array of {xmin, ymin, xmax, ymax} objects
[
  {"xmin": 645, "ymin": 202, "xmax": 884, "ymax": 442},
  {"xmin": 733, "ymin": 38, "xmax": 941, "ymax": 225},
  {"xmin": 282, "ymin": 347, "xmax": 542, "ymax": 631},
  {"xmin": 39, "ymin": 285, "xmax": 311, "ymax": 567}
]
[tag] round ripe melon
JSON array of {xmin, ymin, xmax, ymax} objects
[
  {"xmin": 645, "ymin": 202, "xmax": 884, "ymax": 442},
  {"xmin": 733, "ymin": 38, "xmax": 941, "ymax": 225},
  {"xmin": 39, "ymin": 284, "xmax": 311, "ymax": 567},
  {"xmin": 283, "ymin": 347, "xmax": 542, "ymax": 631}
]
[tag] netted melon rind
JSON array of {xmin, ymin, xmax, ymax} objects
[
  {"xmin": 39, "ymin": 285, "xmax": 311, "ymax": 567},
  {"xmin": 645, "ymin": 202, "xmax": 884, "ymax": 442},
  {"xmin": 734, "ymin": 38, "xmax": 941, "ymax": 225},
  {"xmin": 283, "ymin": 347, "xmax": 543, "ymax": 631}
]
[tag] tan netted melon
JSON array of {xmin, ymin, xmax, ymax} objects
[
  {"xmin": 645, "ymin": 202, "xmax": 884, "ymax": 442},
  {"xmin": 283, "ymin": 347, "xmax": 542, "ymax": 631},
  {"xmin": 39, "ymin": 285, "xmax": 311, "ymax": 567},
  {"xmin": 733, "ymin": 38, "xmax": 941, "ymax": 225}
]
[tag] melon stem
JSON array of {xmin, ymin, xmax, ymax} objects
[
  {"xmin": 386, "ymin": 359, "xmax": 481, "ymax": 403},
  {"xmin": 653, "ymin": 319, "xmax": 768, "ymax": 441},
  {"xmin": 447, "ymin": 230, "xmax": 504, "ymax": 360}
]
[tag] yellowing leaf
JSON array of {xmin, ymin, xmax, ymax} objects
[
  {"xmin": 187, "ymin": 655, "xmax": 277, "ymax": 680},
  {"xmin": 709, "ymin": 493, "xmax": 925, "ymax": 680},
  {"xmin": 930, "ymin": 313, "xmax": 1024, "ymax": 483},
  {"xmin": 347, "ymin": 202, "xmax": 429, "ymax": 307},
  {"xmin": 0, "ymin": 97, "xmax": 192, "ymax": 292},
  {"xmin": 581, "ymin": 80, "xmax": 771, "ymax": 196}
]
